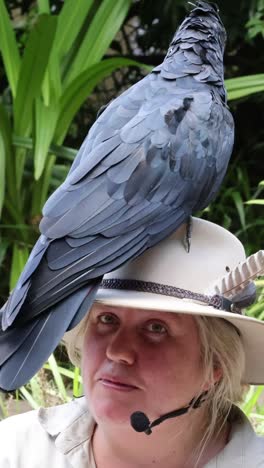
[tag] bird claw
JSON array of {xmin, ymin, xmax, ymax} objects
[{"xmin": 184, "ymin": 216, "xmax": 193, "ymax": 253}]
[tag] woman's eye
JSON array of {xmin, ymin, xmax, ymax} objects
[
  {"xmin": 145, "ymin": 322, "xmax": 167, "ymax": 334},
  {"xmin": 98, "ymin": 313, "xmax": 117, "ymax": 325}
]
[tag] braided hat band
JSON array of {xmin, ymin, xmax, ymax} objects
[{"xmin": 101, "ymin": 279, "xmax": 242, "ymax": 314}]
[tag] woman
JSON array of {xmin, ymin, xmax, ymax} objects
[{"xmin": 0, "ymin": 217, "xmax": 263, "ymax": 467}]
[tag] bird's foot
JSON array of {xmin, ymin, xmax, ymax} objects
[{"xmin": 184, "ymin": 216, "xmax": 193, "ymax": 253}]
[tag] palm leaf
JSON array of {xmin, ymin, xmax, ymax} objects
[
  {"xmin": 0, "ymin": 0, "xmax": 21, "ymax": 97},
  {"xmin": 226, "ymin": 74, "xmax": 264, "ymax": 100},
  {"xmin": 65, "ymin": 0, "xmax": 132, "ymax": 84},
  {"xmin": 13, "ymin": 14, "xmax": 58, "ymax": 137}
]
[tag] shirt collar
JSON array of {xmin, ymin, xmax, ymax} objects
[
  {"xmin": 38, "ymin": 397, "xmax": 96, "ymax": 466},
  {"xmin": 205, "ymin": 406, "xmax": 260, "ymax": 467}
]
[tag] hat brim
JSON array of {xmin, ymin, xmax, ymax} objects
[{"xmin": 95, "ymin": 289, "xmax": 264, "ymax": 385}]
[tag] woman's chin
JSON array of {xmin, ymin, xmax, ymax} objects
[
  {"xmin": 94, "ymin": 403, "xmax": 133, "ymax": 426},
  {"xmin": 90, "ymin": 394, "xmax": 140, "ymax": 427},
  {"xmin": 87, "ymin": 382, "xmax": 145, "ymax": 426}
]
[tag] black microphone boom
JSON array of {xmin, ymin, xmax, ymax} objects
[{"xmin": 130, "ymin": 392, "xmax": 207, "ymax": 435}]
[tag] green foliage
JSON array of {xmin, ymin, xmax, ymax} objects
[
  {"xmin": 246, "ymin": 180, "xmax": 264, "ymax": 206},
  {"xmin": 226, "ymin": 74, "xmax": 264, "ymax": 100},
  {"xmin": 0, "ymin": 0, "xmax": 20, "ymax": 97},
  {"xmin": 0, "ymin": 0, "xmax": 141, "ymax": 296},
  {"xmin": 241, "ymin": 386, "xmax": 264, "ymax": 435},
  {"xmin": 246, "ymin": 0, "xmax": 264, "ymax": 39}
]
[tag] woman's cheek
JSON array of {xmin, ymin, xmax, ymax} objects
[{"xmin": 82, "ymin": 338, "xmax": 103, "ymax": 389}]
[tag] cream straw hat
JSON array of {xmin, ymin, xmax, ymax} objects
[{"xmin": 64, "ymin": 217, "xmax": 264, "ymax": 384}]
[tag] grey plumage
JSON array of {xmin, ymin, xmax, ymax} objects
[
  {"xmin": 231, "ymin": 282, "xmax": 257, "ymax": 310},
  {"xmin": 0, "ymin": 1, "xmax": 234, "ymax": 390}
]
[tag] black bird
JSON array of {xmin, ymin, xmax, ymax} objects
[{"xmin": 0, "ymin": 1, "xmax": 234, "ymax": 390}]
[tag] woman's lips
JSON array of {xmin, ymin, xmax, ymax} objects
[{"xmin": 99, "ymin": 378, "xmax": 138, "ymax": 391}]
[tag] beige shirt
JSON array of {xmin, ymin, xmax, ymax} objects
[{"xmin": 0, "ymin": 397, "xmax": 263, "ymax": 467}]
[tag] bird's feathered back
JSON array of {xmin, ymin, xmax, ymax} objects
[{"xmin": 0, "ymin": 2, "xmax": 235, "ymax": 391}]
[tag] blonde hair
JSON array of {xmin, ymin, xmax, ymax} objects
[
  {"xmin": 64, "ymin": 315, "xmax": 88, "ymax": 367},
  {"xmin": 194, "ymin": 315, "xmax": 246, "ymax": 461},
  {"xmin": 65, "ymin": 311, "xmax": 246, "ymax": 455}
]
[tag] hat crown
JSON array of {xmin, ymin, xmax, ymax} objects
[{"xmin": 103, "ymin": 218, "xmax": 245, "ymax": 294}]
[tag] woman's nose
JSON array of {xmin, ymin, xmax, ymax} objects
[{"xmin": 106, "ymin": 328, "xmax": 137, "ymax": 365}]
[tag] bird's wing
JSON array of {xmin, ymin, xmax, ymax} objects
[
  {"xmin": 0, "ymin": 282, "xmax": 100, "ymax": 390},
  {"xmin": 192, "ymin": 97, "xmax": 234, "ymax": 210}
]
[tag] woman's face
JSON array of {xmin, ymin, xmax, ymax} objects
[{"xmin": 82, "ymin": 305, "xmax": 208, "ymax": 427}]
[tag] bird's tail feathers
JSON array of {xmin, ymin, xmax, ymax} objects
[
  {"xmin": 1, "ymin": 235, "xmax": 50, "ymax": 330},
  {"xmin": 0, "ymin": 281, "xmax": 100, "ymax": 391}
]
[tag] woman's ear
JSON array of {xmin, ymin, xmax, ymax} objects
[
  {"xmin": 213, "ymin": 366, "xmax": 223, "ymax": 384},
  {"xmin": 203, "ymin": 366, "xmax": 223, "ymax": 391}
]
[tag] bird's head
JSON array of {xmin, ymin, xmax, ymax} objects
[
  {"xmin": 189, "ymin": 1, "xmax": 226, "ymax": 44},
  {"xmin": 166, "ymin": 1, "xmax": 227, "ymax": 60}
]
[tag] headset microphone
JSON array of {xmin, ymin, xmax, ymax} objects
[{"xmin": 130, "ymin": 392, "xmax": 207, "ymax": 435}]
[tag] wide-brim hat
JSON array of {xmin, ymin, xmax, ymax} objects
[{"xmin": 65, "ymin": 218, "xmax": 264, "ymax": 384}]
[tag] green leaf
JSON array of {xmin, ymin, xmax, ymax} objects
[
  {"xmin": 37, "ymin": 0, "xmax": 50, "ymax": 14},
  {"xmin": 13, "ymin": 14, "xmax": 58, "ymax": 137},
  {"xmin": 56, "ymin": 0, "xmax": 94, "ymax": 59},
  {"xmin": 55, "ymin": 58, "xmax": 141, "ymax": 142},
  {"xmin": 0, "ymin": 0, "xmax": 21, "ymax": 97},
  {"xmin": 242, "ymin": 386, "xmax": 264, "ymax": 416},
  {"xmin": 13, "ymin": 14, "xmax": 58, "ymax": 190},
  {"xmin": 228, "ymin": 86, "xmax": 264, "ymax": 100},
  {"xmin": 42, "ymin": 0, "xmax": 95, "ymax": 104},
  {"xmin": 66, "ymin": 0, "xmax": 132, "ymax": 84},
  {"xmin": 0, "ymin": 224, "xmax": 33, "ymax": 231},
  {"xmin": 245, "ymin": 200, "xmax": 264, "ymax": 205},
  {"xmin": 226, "ymin": 74, "xmax": 264, "ymax": 89},
  {"xmin": 230, "ymin": 191, "xmax": 246, "ymax": 229},
  {"xmin": 20, "ymin": 385, "xmax": 40, "ymax": 410},
  {"xmin": 0, "ymin": 103, "xmax": 12, "ymax": 215},
  {"xmin": 226, "ymin": 74, "xmax": 264, "ymax": 100},
  {"xmin": 42, "ymin": 53, "xmax": 62, "ymax": 105},
  {"xmin": 31, "ymin": 154, "xmax": 56, "ymax": 216},
  {"xmin": 14, "ymin": 147, "xmax": 27, "ymax": 194},
  {"xmin": 39, "ymin": 154, "xmax": 56, "ymax": 211},
  {"xmin": 34, "ymin": 98, "xmax": 58, "ymax": 180},
  {"xmin": 0, "ymin": 394, "xmax": 8, "ymax": 418},
  {"xmin": 47, "ymin": 354, "xmax": 69, "ymax": 402},
  {"xmin": 43, "ymin": 363, "xmax": 83, "ymax": 383},
  {"xmin": 28, "ymin": 374, "xmax": 44, "ymax": 405},
  {"xmin": 0, "ymin": 238, "xmax": 9, "ymax": 269},
  {"xmin": 12, "ymin": 135, "xmax": 77, "ymax": 162},
  {"xmin": 0, "ymin": 135, "xmax": 5, "ymax": 216},
  {"xmin": 0, "ymin": 103, "xmax": 17, "ymax": 209},
  {"xmin": 3, "ymin": 200, "xmax": 25, "ymax": 230},
  {"xmin": 73, "ymin": 367, "xmax": 83, "ymax": 397},
  {"xmin": 10, "ymin": 244, "xmax": 29, "ymax": 291},
  {"xmin": 247, "ymin": 301, "xmax": 264, "ymax": 318},
  {"xmin": 52, "ymin": 164, "xmax": 71, "ymax": 178}
]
